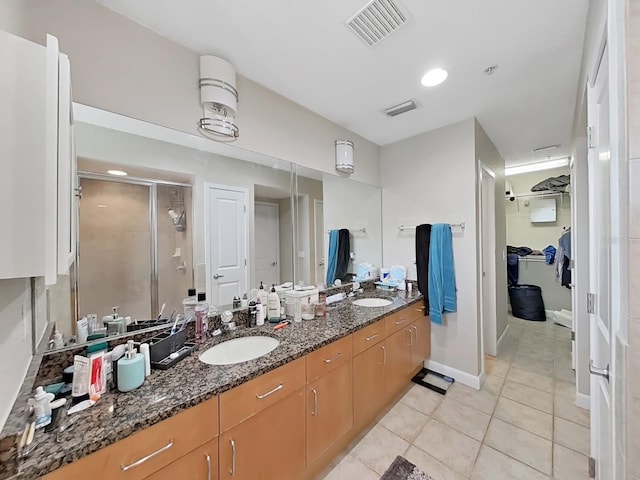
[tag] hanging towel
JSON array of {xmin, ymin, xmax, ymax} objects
[
  {"xmin": 415, "ymin": 224, "xmax": 432, "ymax": 315},
  {"xmin": 428, "ymin": 224, "xmax": 457, "ymax": 325},
  {"xmin": 326, "ymin": 229, "xmax": 339, "ymax": 285},
  {"xmin": 335, "ymin": 229, "xmax": 351, "ymax": 281}
]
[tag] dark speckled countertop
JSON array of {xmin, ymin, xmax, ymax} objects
[{"xmin": 3, "ymin": 289, "xmax": 422, "ymax": 479}]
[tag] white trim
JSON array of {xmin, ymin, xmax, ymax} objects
[
  {"xmin": 424, "ymin": 359, "xmax": 483, "ymax": 390},
  {"xmin": 254, "ymin": 200, "xmax": 281, "ymax": 285},
  {"xmin": 497, "ymin": 324, "xmax": 510, "ymax": 351},
  {"xmin": 576, "ymin": 392, "xmax": 590, "ymax": 411}
]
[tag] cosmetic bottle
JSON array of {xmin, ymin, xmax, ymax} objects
[
  {"xmin": 33, "ymin": 386, "xmax": 54, "ymax": 428},
  {"xmin": 195, "ymin": 293, "xmax": 209, "ymax": 342},
  {"xmin": 182, "ymin": 288, "xmax": 198, "ymax": 321},
  {"xmin": 256, "ymin": 298, "xmax": 265, "ymax": 326},
  {"xmin": 241, "ymin": 293, "xmax": 249, "ymax": 308},
  {"xmin": 117, "ymin": 340, "xmax": 145, "ymax": 393},
  {"xmin": 267, "ymin": 285, "xmax": 281, "ymax": 323},
  {"xmin": 257, "ymin": 282, "xmax": 268, "ymax": 308}
]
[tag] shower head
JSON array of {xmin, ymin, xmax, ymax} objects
[{"xmin": 167, "ymin": 208, "xmax": 180, "ymax": 220}]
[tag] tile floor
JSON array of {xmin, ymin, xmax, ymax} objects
[{"xmin": 321, "ymin": 315, "xmax": 591, "ymax": 480}]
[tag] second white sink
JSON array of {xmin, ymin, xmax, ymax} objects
[
  {"xmin": 352, "ymin": 298, "xmax": 393, "ymax": 307},
  {"xmin": 199, "ymin": 336, "xmax": 280, "ymax": 365}
]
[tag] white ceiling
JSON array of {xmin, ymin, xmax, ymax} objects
[{"xmin": 97, "ymin": 0, "xmax": 589, "ymax": 166}]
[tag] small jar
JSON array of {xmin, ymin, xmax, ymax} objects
[
  {"xmin": 314, "ymin": 301, "xmax": 327, "ymax": 317},
  {"xmin": 301, "ymin": 302, "xmax": 315, "ymax": 321}
]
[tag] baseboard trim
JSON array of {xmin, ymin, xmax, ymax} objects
[
  {"xmin": 575, "ymin": 392, "xmax": 590, "ymax": 410},
  {"xmin": 424, "ymin": 359, "xmax": 482, "ymax": 390},
  {"xmin": 497, "ymin": 324, "xmax": 510, "ymax": 352}
]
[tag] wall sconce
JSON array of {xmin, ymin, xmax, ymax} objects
[
  {"xmin": 335, "ymin": 140, "xmax": 354, "ymax": 174},
  {"xmin": 198, "ymin": 55, "xmax": 239, "ymax": 142}
]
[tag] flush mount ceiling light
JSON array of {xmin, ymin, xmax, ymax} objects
[
  {"xmin": 483, "ymin": 64, "xmax": 498, "ymax": 75},
  {"xmin": 505, "ymin": 157, "xmax": 570, "ymax": 176},
  {"xmin": 335, "ymin": 140, "xmax": 355, "ymax": 174},
  {"xmin": 198, "ymin": 55, "xmax": 239, "ymax": 142},
  {"xmin": 107, "ymin": 169, "xmax": 128, "ymax": 176},
  {"xmin": 420, "ymin": 68, "xmax": 448, "ymax": 87}
]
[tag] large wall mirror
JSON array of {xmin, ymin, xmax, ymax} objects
[
  {"xmin": 293, "ymin": 165, "xmax": 383, "ymax": 287},
  {"xmin": 40, "ymin": 105, "xmax": 295, "ymax": 353}
]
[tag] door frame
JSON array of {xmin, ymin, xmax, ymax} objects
[
  {"xmin": 204, "ymin": 182, "xmax": 249, "ymax": 305},
  {"xmin": 254, "ymin": 200, "xmax": 281, "ymax": 286},
  {"xmin": 477, "ymin": 162, "xmax": 497, "ymax": 366},
  {"xmin": 313, "ymin": 199, "xmax": 324, "ymax": 286}
]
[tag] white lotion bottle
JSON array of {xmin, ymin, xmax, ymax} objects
[
  {"xmin": 267, "ymin": 285, "xmax": 280, "ymax": 323},
  {"xmin": 140, "ymin": 343, "xmax": 151, "ymax": 377},
  {"xmin": 256, "ymin": 298, "xmax": 265, "ymax": 326}
]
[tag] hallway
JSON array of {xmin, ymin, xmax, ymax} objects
[{"xmin": 322, "ymin": 315, "xmax": 590, "ymax": 480}]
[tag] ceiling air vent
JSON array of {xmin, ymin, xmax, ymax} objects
[
  {"xmin": 384, "ymin": 100, "xmax": 417, "ymax": 117},
  {"xmin": 346, "ymin": 0, "xmax": 409, "ymax": 47}
]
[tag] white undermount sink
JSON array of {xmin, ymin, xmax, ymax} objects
[
  {"xmin": 352, "ymin": 298, "xmax": 393, "ymax": 307},
  {"xmin": 199, "ymin": 336, "xmax": 280, "ymax": 365}
]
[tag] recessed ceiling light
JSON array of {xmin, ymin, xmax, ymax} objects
[
  {"xmin": 421, "ymin": 68, "xmax": 448, "ymax": 87},
  {"xmin": 107, "ymin": 169, "xmax": 128, "ymax": 176},
  {"xmin": 483, "ymin": 64, "xmax": 498, "ymax": 75}
]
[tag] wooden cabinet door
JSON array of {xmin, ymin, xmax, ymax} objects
[
  {"xmin": 306, "ymin": 360, "xmax": 353, "ymax": 464},
  {"xmin": 411, "ymin": 317, "xmax": 431, "ymax": 372},
  {"xmin": 144, "ymin": 439, "xmax": 218, "ymax": 480},
  {"xmin": 219, "ymin": 388, "xmax": 305, "ymax": 480},
  {"xmin": 353, "ymin": 341, "xmax": 386, "ymax": 429},
  {"xmin": 385, "ymin": 328, "xmax": 412, "ymax": 400}
]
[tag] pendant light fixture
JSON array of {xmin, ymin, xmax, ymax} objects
[
  {"xmin": 335, "ymin": 140, "xmax": 354, "ymax": 174},
  {"xmin": 198, "ymin": 55, "xmax": 239, "ymax": 142}
]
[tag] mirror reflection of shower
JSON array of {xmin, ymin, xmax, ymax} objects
[{"xmin": 76, "ymin": 160, "xmax": 193, "ymax": 325}]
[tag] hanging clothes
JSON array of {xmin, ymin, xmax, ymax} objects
[
  {"xmin": 556, "ymin": 229, "xmax": 572, "ymax": 285},
  {"xmin": 335, "ymin": 229, "xmax": 351, "ymax": 281},
  {"xmin": 325, "ymin": 229, "xmax": 339, "ymax": 285},
  {"xmin": 428, "ymin": 224, "xmax": 457, "ymax": 325},
  {"xmin": 507, "ymin": 254, "xmax": 519, "ymax": 286},
  {"xmin": 415, "ymin": 224, "xmax": 432, "ymax": 315}
]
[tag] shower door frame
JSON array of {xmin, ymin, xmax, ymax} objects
[{"xmin": 74, "ymin": 172, "xmax": 193, "ymax": 321}]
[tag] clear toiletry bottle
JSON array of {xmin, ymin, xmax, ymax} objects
[
  {"xmin": 195, "ymin": 292, "xmax": 209, "ymax": 342},
  {"xmin": 267, "ymin": 284, "xmax": 280, "ymax": 323},
  {"xmin": 117, "ymin": 340, "xmax": 145, "ymax": 392},
  {"xmin": 183, "ymin": 288, "xmax": 197, "ymax": 321}
]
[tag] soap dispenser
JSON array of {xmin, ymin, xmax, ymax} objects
[{"xmin": 117, "ymin": 340, "xmax": 145, "ymax": 392}]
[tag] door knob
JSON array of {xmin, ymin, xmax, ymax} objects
[
  {"xmin": 271, "ymin": 262, "xmax": 277, "ymax": 266},
  {"xmin": 589, "ymin": 360, "xmax": 609, "ymax": 382},
  {"xmin": 213, "ymin": 274, "xmax": 224, "ymax": 279}
]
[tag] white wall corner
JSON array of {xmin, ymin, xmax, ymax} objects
[
  {"xmin": 497, "ymin": 324, "xmax": 510, "ymax": 351},
  {"xmin": 575, "ymin": 392, "xmax": 590, "ymax": 410},
  {"xmin": 424, "ymin": 359, "xmax": 483, "ymax": 390}
]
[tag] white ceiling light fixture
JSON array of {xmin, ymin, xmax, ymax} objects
[
  {"xmin": 421, "ymin": 68, "xmax": 448, "ymax": 87},
  {"xmin": 198, "ymin": 55, "xmax": 239, "ymax": 142},
  {"xmin": 107, "ymin": 169, "xmax": 128, "ymax": 176},
  {"xmin": 335, "ymin": 140, "xmax": 354, "ymax": 174},
  {"xmin": 483, "ymin": 64, "xmax": 498, "ymax": 75},
  {"xmin": 505, "ymin": 157, "xmax": 570, "ymax": 176}
]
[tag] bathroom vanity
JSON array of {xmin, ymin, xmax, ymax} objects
[{"xmin": 9, "ymin": 291, "xmax": 429, "ymax": 480}]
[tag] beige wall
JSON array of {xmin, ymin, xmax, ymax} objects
[
  {"xmin": 475, "ymin": 121, "xmax": 508, "ymax": 348},
  {"xmin": 17, "ymin": 0, "xmax": 381, "ymax": 187},
  {"xmin": 626, "ymin": 0, "xmax": 640, "ymax": 476},
  {"xmin": 506, "ymin": 166, "xmax": 572, "ymax": 249}
]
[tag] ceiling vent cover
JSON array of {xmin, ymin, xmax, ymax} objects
[
  {"xmin": 347, "ymin": 0, "xmax": 409, "ymax": 47},
  {"xmin": 384, "ymin": 100, "xmax": 417, "ymax": 117}
]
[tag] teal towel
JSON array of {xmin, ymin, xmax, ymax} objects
[
  {"xmin": 428, "ymin": 224, "xmax": 457, "ymax": 324},
  {"xmin": 326, "ymin": 229, "xmax": 339, "ymax": 285}
]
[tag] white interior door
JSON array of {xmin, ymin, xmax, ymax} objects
[
  {"xmin": 296, "ymin": 194, "xmax": 311, "ymax": 285},
  {"xmin": 479, "ymin": 164, "xmax": 497, "ymax": 357},
  {"xmin": 314, "ymin": 199, "xmax": 325, "ymax": 285},
  {"xmin": 587, "ymin": 45, "xmax": 614, "ymax": 480},
  {"xmin": 254, "ymin": 201, "xmax": 279, "ymax": 287},
  {"xmin": 206, "ymin": 184, "xmax": 248, "ymax": 306}
]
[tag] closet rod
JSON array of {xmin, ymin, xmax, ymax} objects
[{"xmin": 398, "ymin": 222, "xmax": 465, "ymax": 231}]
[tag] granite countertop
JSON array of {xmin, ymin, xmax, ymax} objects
[{"xmin": 4, "ymin": 289, "xmax": 423, "ymax": 479}]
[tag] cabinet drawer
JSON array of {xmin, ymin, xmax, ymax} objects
[
  {"xmin": 306, "ymin": 335, "xmax": 353, "ymax": 382},
  {"xmin": 219, "ymin": 357, "xmax": 305, "ymax": 433},
  {"xmin": 353, "ymin": 320, "xmax": 386, "ymax": 356},
  {"xmin": 43, "ymin": 397, "xmax": 219, "ymax": 480},
  {"xmin": 385, "ymin": 307, "xmax": 414, "ymax": 334}
]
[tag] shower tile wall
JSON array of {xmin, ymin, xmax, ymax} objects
[
  {"xmin": 78, "ymin": 179, "xmax": 152, "ymax": 320},
  {"xmin": 157, "ymin": 184, "xmax": 193, "ymax": 317}
]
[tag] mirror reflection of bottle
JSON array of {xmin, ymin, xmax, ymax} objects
[{"xmin": 195, "ymin": 293, "xmax": 209, "ymax": 342}]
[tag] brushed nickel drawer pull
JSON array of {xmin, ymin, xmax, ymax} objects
[
  {"xmin": 256, "ymin": 383, "xmax": 284, "ymax": 399},
  {"xmin": 205, "ymin": 453, "xmax": 212, "ymax": 480},
  {"xmin": 407, "ymin": 329, "xmax": 414, "ymax": 346},
  {"xmin": 229, "ymin": 439, "xmax": 236, "ymax": 476},
  {"xmin": 412, "ymin": 325, "xmax": 418, "ymax": 342},
  {"xmin": 311, "ymin": 388, "xmax": 318, "ymax": 416},
  {"xmin": 324, "ymin": 352, "xmax": 343, "ymax": 363},
  {"xmin": 365, "ymin": 333, "xmax": 380, "ymax": 341},
  {"xmin": 381, "ymin": 345, "xmax": 387, "ymax": 366},
  {"xmin": 395, "ymin": 318, "xmax": 407, "ymax": 325},
  {"xmin": 121, "ymin": 438, "xmax": 174, "ymax": 471}
]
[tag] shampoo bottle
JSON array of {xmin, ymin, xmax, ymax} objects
[
  {"xmin": 267, "ymin": 285, "xmax": 280, "ymax": 323},
  {"xmin": 117, "ymin": 340, "xmax": 145, "ymax": 392},
  {"xmin": 257, "ymin": 282, "xmax": 268, "ymax": 308}
]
